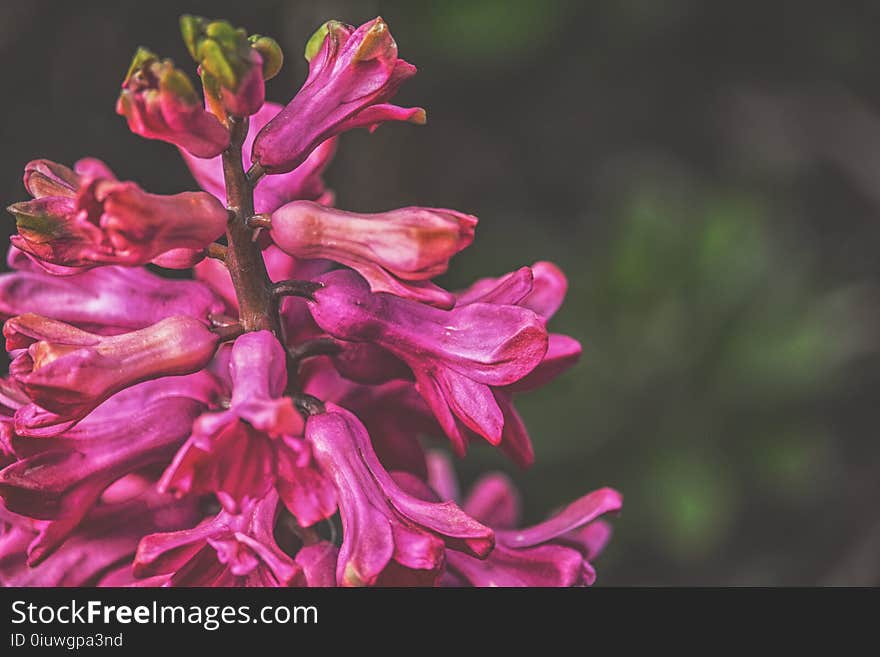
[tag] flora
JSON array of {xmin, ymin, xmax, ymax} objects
[{"xmin": 0, "ymin": 14, "xmax": 620, "ymax": 587}]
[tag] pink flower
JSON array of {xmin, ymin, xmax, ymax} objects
[
  {"xmin": 454, "ymin": 262, "xmax": 583, "ymax": 466},
  {"xmin": 305, "ymin": 404, "xmax": 494, "ymax": 586},
  {"xmin": 0, "ymin": 484, "xmax": 199, "ymax": 587},
  {"xmin": 133, "ymin": 491, "xmax": 304, "ymax": 586},
  {"xmin": 160, "ymin": 331, "xmax": 336, "ymax": 526},
  {"xmin": 0, "ymin": 255, "xmax": 224, "ymax": 332},
  {"xmin": 5, "ymin": 314, "xmax": 219, "ymax": 436},
  {"xmin": 181, "ymin": 102, "xmax": 337, "ymax": 213},
  {"xmin": 269, "ymin": 201, "xmax": 476, "ymax": 307},
  {"xmin": 423, "ymin": 453, "xmax": 621, "ymax": 587},
  {"xmin": 307, "ymin": 270, "xmax": 548, "ymax": 455},
  {"xmin": 116, "ymin": 48, "xmax": 230, "ymax": 157},
  {"xmin": 0, "ymin": 375, "xmax": 215, "ymax": 565},
  {"xmin": 301, "ymin": 360, "xmax": 430, "ymax": 478},
  {"xmin": 7, "ymin": 159, "xmax": 228, "ymax": 271},
  {"xmin": 294, "ymin": 541, "xmax": 338, "ymax": 587},
  {"xmin": 252, "ymin": 18, "xmax": 425, "ymax": 174}
]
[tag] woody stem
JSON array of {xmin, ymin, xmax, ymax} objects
[{"xmin": 221, "ymin": 116, "xmax": 278, "ymax": 333}]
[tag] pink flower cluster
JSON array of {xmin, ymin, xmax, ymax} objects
[{"xmin": 0, "ymin": 16, "xmax": 621, "ymax": 587}]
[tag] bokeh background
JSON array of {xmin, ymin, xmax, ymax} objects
[{"xmin": 2, "ymin": 0, "xmax": 880, "ymax": 585}]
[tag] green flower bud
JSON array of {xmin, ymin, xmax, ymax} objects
[{"xmin": 249, "ymin": 34, "xmax": 283, "ymax": 80}]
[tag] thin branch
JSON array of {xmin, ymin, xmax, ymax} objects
[
  {"xmin": 247, "ymin": 213, "xmax": 272, "ymax": 230},
  {"xmin": 246, "ymin": 162, "xmax": 265, "ymax": 186},
  {"xmin": 272, "ymin": 279, "xmax": 323, "ymax": 301},
  {"xmin": 286, "ymin": 337, "xmax": 341, "ymax": 363},
  {"xmin": 210, "ymin": 317, "xmax": 245, "ymax": 341},
  {"xmin": 206, "ymin": 242, "xmax": 228, "ymax": 261},
  {"xmin": 220, "ymin": 115, "xmax": 278, "ymax": 332},
  {"xmin": 293, "ymin": 393, "xmax": 326, "ymax": 417}
]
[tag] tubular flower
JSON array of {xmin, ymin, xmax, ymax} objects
[
  {"xmin": 0, "ymin": 257, "xmax": 224, "ymax": 331},
  {"xmin": 0, "ymin": 374, "xmax": 217, "ymax": 564},
  {"xmin": 301, "ymin": 359, "xmax": 430, "ymax": 478},
  {"xmin": 424, "ymin": 453, "xmax": 621, "ymax": 587},
  {"xmin": 181, "ymin": 102, "xmax": 337, "ymax": 214},
  {"xmin": 160, "ymin": 331, "xmax": 336, "ymax": 526},
  {"xmin": 1, "ymin": 14, "xmax": 622, "ymax": 588},
  {"xmin": 305, "ymin": 405, "xmax": 494, "ymax": 586},
  {"xmin": 307, "ymin": 270, "xmax": 548, "ymax": 455},
  {"xmin": 0, "ymin": 484, "xmax": 199, "ymax": 587},
  {"xmin": 251, "ymin": 17, "xmax": 425, "ymax": 174},
  {"xmin": 6, "ymin": 159, "xmax": 228, "ymax": 271},
  {"xmin": 269, "ymin": 201, "xmax": 476, "ymax": 307},
  {"xmin": 453, "ymin": 262, "xmax": 583, "ymax": 467},
  {"xmin": 5, "ymin": 314, "xmax": 219, "ymax": 436},
  {"xmin": 133, "ymin": 491, "xmax": 305, "ymax": 586},
  {"xmin": 116, "ymin": 47, "xmax": 229, "ymax": 157}
]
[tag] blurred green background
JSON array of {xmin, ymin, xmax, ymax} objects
[{"xmin": 2, "ymin": 0, "xmax": 880, "ymax": 585}]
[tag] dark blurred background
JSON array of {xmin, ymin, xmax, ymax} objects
[{"xmin": 2, "ymin": 0, "xmax": 880, "ymax": 585}]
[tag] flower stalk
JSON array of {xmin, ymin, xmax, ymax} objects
[{"xmin": 221, "ymin": 116, "xmax": 277, "ymax": 332}]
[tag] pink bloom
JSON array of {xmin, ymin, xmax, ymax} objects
[
  {"xmin": 181, "ymin": 102, "xmax": 337, "ymax": 214},
  {"xmin": 302, "ymin": 360, "xmax": 430, "ymax": 478},
  {"xmin": 7, "ymin": 159, "xmax": 228, "ymax": 271},
  {"xmin": 252, "ymin": 18, "xmax": 425, "ymax": 174},
  {"xmin": 305, "ymin": 404, "xmax": 494, "ymax": 586},
  {"xmin": 0, "ymin": 485, "xmax": 198, "ymax": 587},
  {"xmin": 116, "ymin": 48, "xmax": 230, "ymax": 157},
  {"xmin": 6, "ymin": 314, "xmax": 219, "ymax": 436},
  {"xmin": 454, "ymin": 263, "xmax": 583, "ymax": 466},
  {"xmin": 424, "ymin": 453, "xmax": 621, "ymax": 587},
  {"xmin": 160, "ymin": 331, "xmax": 336, "ymax": 527},
  {"xmin": 269, "ymin": 201, "xmax": 476, "ymax": 307},
  {"xmin": 133, "ymin": 491, "xmax": 305, "ymax": 586},
  {"xmin": 0, "ymin": 375, "xmax": 215, "ymax": 564},
  {"xmin": 0, "ymin": 259, "xmax": 224, "ymax": 332},
  {"xmin": 307, "ymin": 270, "xmax": 548, "ymax": 455},
  {"xmin": 295, "ymin": 541, "xmax": 338, "ymax": 587}
]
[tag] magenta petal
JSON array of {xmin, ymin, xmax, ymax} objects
[
  {"xmin": 295, "ymin": 541, "xmax": 338, "ymax": 587},
  {"xmin": 7, "ymin": 315, "xmax": 219, "ymax": 436},
  {"xmin": 1, "ymin": 488, "xmax": 197, "ymax": 587},
  {"xmin": 462, "ymin": 473, "xmax": 521, "ymax": 530},
  {"xmin": 252, "ymin": 18, "xmax": 423, "ymax": 174},
  {"xmin": 306, "ymin": 405, "xmax": 493, "ymax": 586},
  {"xmin": 446, "ymin": 542, "xmax": 584, "ymax": 587},
  {"xmin": 0, "ymin": 390, "xmax": 209, "ymax": 561},
  {"xmin": 495, "ymin": 391, "xmax": 536, "ymax": 469},
  {"xmin": 501, "ymin": 488, "xmax": 623, "ymax": 549},
  {"xmin": 425, "ymin": 451, "xmax": 460, "ymax": 504},
  {"xmin": 270, "ymin": 201, "xmax": 475, "ymax": 307},
  {"xmin": 135, "ymin": 492, "xmax": 303, "ymax": 587},
  {"xmin": 9, "ymin": 160, "xmax": 228, "ymax": 270},
  {"xmin": 180, "ymin": 102, "xmax": 337, "ymax": 214},
  {"xmin": 0, "ymin": 264, "xmax": 223, "ymax": 331},
  {"xmin": 505, "ymin": 333, "xmax": 582, "ymax": 393},
  {"xmin": 455, "ymin": 266, "xmax": 535, "ymax": 307},
  {"xmin": 275, "ymin": 436, "xmax": 337, "ymax": 527},
  {"xmin": 308, "ymin": 270, "xmax": 548, "ymax": 452},
  {"xmin": 117, "ymin": 52, "xmax": 229, "ymax": 158}
]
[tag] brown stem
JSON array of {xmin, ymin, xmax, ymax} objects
[
  {"xmin": 272, "ymin": 279, "xmax": 323, "ymax": 301},
  {"xmin": 246, "ymin": 162, "xmax": 266, "ymax": 186},
  {"xmin": 247, "ymin": 213, "xmax": 272, "ymax": 230},
  {"xmin": 206, "ymin": 242, "xmax": 228, "ymax": 261},
  {"xmin": 293, "ymin": 393, "xmax": 326, "ymax": 417},
  {"xmin": 221, "ymin": 117, "xmax": 277, "ymax": 333},
  {"xmin": 286, "ymin": 337, "xmax": 341, "ymax": 363}
]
